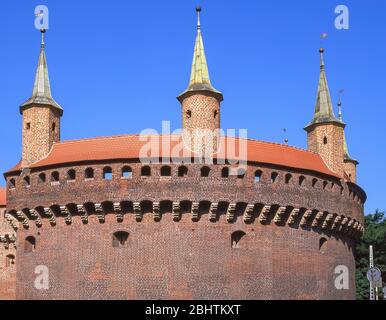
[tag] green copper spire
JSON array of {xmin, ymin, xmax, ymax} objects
[
  {"xmin": 20, "ymin": 29, "xmax": 63, "ymax": 115},
  {"xmin": 305, "ymin": 48, "xmax": 342, "ymax": 130},
  {"xmin": 338, "ymin": 99, "xmax": 358, "ymax": 164},
  {"xmin": 177, "ymin": 6, "xmax": 223, "ymax": 102}
]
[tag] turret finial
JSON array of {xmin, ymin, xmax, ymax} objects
[
  {"xmin": 338, "ymin": 89, "xmax": 344, "ymax": 121},
  {"xmin": 40, "ymin": 28, "xmax": 46, "ymax": 47},
  {"xmin": 196, "ymin": 6, "xmax": 201, "ymax": 29},
  {"xmin": 319, "ymin": 48, "xmax": 325, "ymax": 69}
]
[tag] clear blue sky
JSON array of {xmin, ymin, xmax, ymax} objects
[{"xmin": 0, "ymin": 0, "xmax": 385, "ymax": 214}]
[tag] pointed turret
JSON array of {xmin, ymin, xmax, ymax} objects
[
  {"xmin": 305, "ymin": 48, "xmax": 342, "ymax": 128},
  {"xmin": 20, "ymin": 29, "xmax": 62, "ymax": 167},
  {"xmin": 20, "ymin": 29, "xmax": 63, "ymax": 114},
  {"xmin": 304, "ymin": 48, "xmax": 345, "ymax": 175},
  {"xmin": 178, "ymin": 7, "xmax": 222, "ymax": 156},
  {"xmin": 338, "ymin": 99, "xmax": 358, "ymax": 182},
  {"xmin": 177, "ymin": 6, "xmax": 223, "ymax": 103}
]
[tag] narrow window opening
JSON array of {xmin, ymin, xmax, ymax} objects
[
  {"xmin": 186, "ymin": 110, "xmax": 192, "ymax": 119},
  {"xmin": 52, "ymin": 123, "xmax": 56, "ymax": 132},
  {"xmin": 231, "ymin": 231, "xmax": 246, "ymax": 249},
  {"xmin": 161, "ymin": 166, "xmax": 171, "ymax": 177},
  {"xmin": 319, "ymin": 237, "xmax": 328, "ymax": 253},
  {"xmin": 26, "ymin": 122, "xmax": 31, "ymax": 130},
  {"xmin": 113, "ymin": 231, "xmax": 129, "ymax": 248},
  {"xmin": 285, "ymin": 173, "xmax": 292, "ymax": 184},
  {"xmin": 201, "ymin": 166, "xmax": 210, "ymax": 177},
  {"xmin": 85, "ymin": 168, "xmax": 94, "ymax": 179},
  {"xmin": 67, "ymin": 169, "xmax": 76, "ymax": 181},
  {"xmin": 51, "ymin": 171, "xmax": 59, "ymax": 182},
  {"xmin": 24, "ymin": 236, "xmax": 36, "ymax": 253},
  {"xmin": 214, "ymin": 110, "xmax": 218, "ymax": 119},
  {"xmin": 323, "ymin": 136, "xmax": 328, "ymax": 144},
  {"xmin": 299, "ymin": 176, "xmax": 305, "ymax": 186},
  {"xmin": 9, "ymin": 179, "xmax": 15, "ymax": 189},
  {"xmin": 39, "ymin": 173, "xmax": 46, "ymax": 183},
  {"xmin": 141, "ymin": 166, "xmax": 151, "ymax": 177},
  {"xmin": 5, "ymin": 254, "xmax": 15, "ymax": 267},
  {"xmin": 254, "ymin": 170, "xmax": 262, "ymax": 183},
  {"xmin": 103, "ymin": 167, "xmax": 113, "ymax": 180},
  {"xmin": 221, "ymin": 167, "xmax": 229, "ymax": 178},
  {"xmin": 24, "ymin": 176, "xmax": 30, "ymax": 187},
  {"xmin": 271, "ymin": 172, "xmax": 278, "ymax": 183},
  {"xmin": 312, "ymin": 178, "xmax": 318, "ymax": 188},
  {"xmin": 122, "ymin": 166, "xmax": 132, "ymax": 179},
  {"xmin": 178, "ymin": 166, "xmax": 188, "ymax": 177}
]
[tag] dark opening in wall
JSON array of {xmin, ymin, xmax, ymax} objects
[
  {"xmin": 52, "ymin": 122, "xmax": 56, "ymax": 132},
  {"xmin": 221, "ymin": 167, "xmax": 229, "ymax": 178},
  {"xmin": 9, "ymin": 178, "xmax": 15, "ymax": 189},
  {"xmin": 67, "ymin": 169, "xmax": 76, "ymax": 181},
  {"xmin": 24, "ymin": 236, "xmax": 36, "ymax": 253},
  {"xmin": 161, "ymin": 166, "xmax": 171, "ymax": 176},
  {"xmin": 299, "ymin": 175, "xmax": 305, "ymax": 186},
  {"xmin": 24, "ymin": 176, "xmax": 30, "ymax": 187},
  {"xmin": 112, "ymin": 231, "xmax": 129, "ymax": 248},
  {"xmin": 254, "ymin": 170, "xmax": 262, "ymax": 183},
  {"xmin": 178, "ymin": 166, "xmax": 188, "ymax": 177},
  {"xmin": 51, "ymin": 171, "xmax": 59, "ymax": 182},
  {"xmin": 122, "ymin": 166, "xmax": 132, "ymax": 179},
  {"xmin": 201, "ymin": 166, "xmax": 210, "ymax": 177},
  {"xmin": 103, "ymin": 167, "xmax": 113, "ymax": 180},
  {"xmin": 5, "ymin": 254, "xmax": 15, "ymax": 267},
  {"xmin": 319, "ymin": 237, "xmax": 328, "ymax": 253},
  {"xmin": 186, "ymin": 110, "xmax": 192, "ymax": 119},
  {"xmin": 323, "ymin": 181, "xmax": 328, "ymax": 190},
  {"xmin": 285, "ymin": 173, "xmax": 292, "ymax": 184},
  {"xmin": 323, "ymin": 136, "xmax": 328, "ymax": 144},
  {"xmin": 26, "ymin": 122, "xmax": 31, "ymax": 130},
  {"xmin": 271, "ymin": 172, "xmax": 278, "ymax": 183},
  {"xmin": 214, "ymin": 110, "xmax": 218, "ymax": 119},
  {"xmin": 85, "ymin": 168, "xmax": 94, "ymax": 179},
  {"xmin": 39, "ymin": 173, "xmax": 46, "ymax": 183},
  {"xmin": 312, "ymin": 178, "xmax": 318, "ymax": 188},
  {"xmin": 231, "ymin": 231, "xmax": 246, "ymax": 249},
  {"xmin": 141, "ymin": 166, "xmax": 151, "ymax": 177}
]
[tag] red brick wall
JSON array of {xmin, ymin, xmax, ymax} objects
[
  {"xmin": 0, "ymin": 206, "xmax": 16, "ymax": 300},
  {"xmin": 5, "ymin": 161, "xmax": 365, "ymax": 300},
  {"xmin": 15, "ymin": 214, "xmax": 356, "ymax": 300}
]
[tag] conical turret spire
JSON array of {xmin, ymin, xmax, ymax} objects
[
  {"xmin": 305, "ymin": 48, "xmax": 342, "ymax": 129},
  {"xmin": 338, "ymin": 100, "xmax": 357, "ymax": 163},
  {"xmin": 178, "ymin": 6, "xmax": 223, "ymax": 102},
  {"xmin": 20, "ymin": 29, "xmax": 62, "ymax": 114}
]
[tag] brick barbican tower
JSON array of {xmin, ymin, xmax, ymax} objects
[
  {"xmin": 304, "ymin": 48, "xmax": 346, "ymax": 176},
  {"xmin": 20, "ymin": 29, "xmax": 63, "ymax": 168},
  {"xmin": 177, "ymin": 7, "xmax": 223, "ymax": 156}
]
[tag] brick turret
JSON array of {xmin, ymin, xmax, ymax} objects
[
  {"xmin": 20, "ymin": 29, "xmax": 63, "ymax": 168},
  {"xmin": 304, "ymin": 48, "xmax": 345, "ymax": 176}
]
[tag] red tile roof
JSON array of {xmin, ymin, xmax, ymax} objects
[
  {"xmin": 5, "ymin": 135, "xmax": 339, "ymax": 178},
  {"xmin": 0, "ymin": 188, "xmax": 6, "ymax": 206}
]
